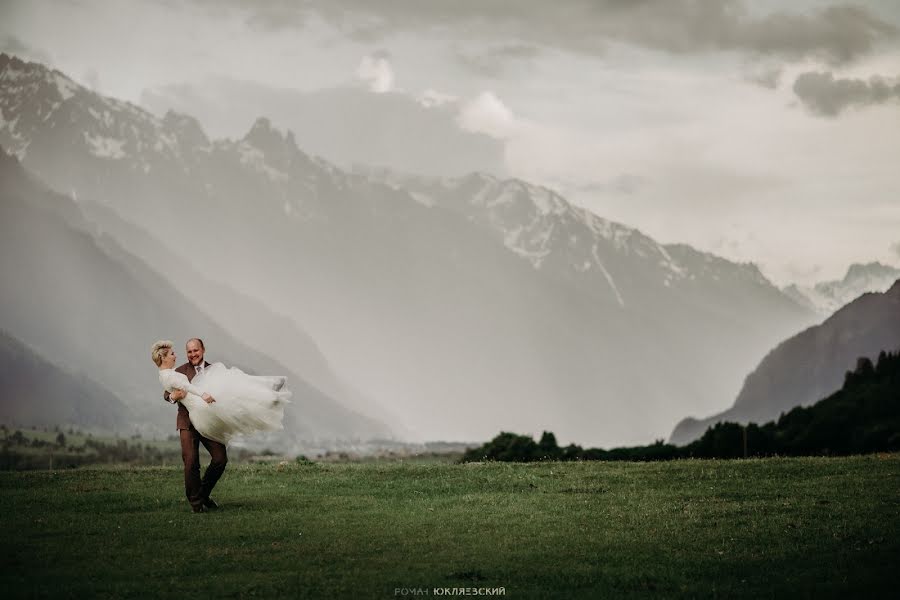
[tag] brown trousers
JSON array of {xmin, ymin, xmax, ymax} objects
[{"xmin": 179, "ymin": 425, "xmax": 227, "ymax": 510}]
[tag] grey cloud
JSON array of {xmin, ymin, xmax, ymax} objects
[
  {"xmin": 454, "ymin": 43, "xmax": 542, "ymax": 78},
  {"xmin": 784, "ymin": 262, "xmax": 824, "ymax": 281},
  {"xmin": 242, "ymin": 4, "xmax": 311, "ymax": 31},
  {"xmin": 608, "ymin": 174, "xmax": 648, "ymax": 196},
  {"xmin": 793, "ymin": 70, "xmax": 900, "ymax": 116},
  {"xmin": 891, "ymin": 241, "xmax": 900, "ymax": 259},
  {"xmin": 0, "ymin": 34, "xmax": 52, "ymax": 64},
  {"xmin": 736, "ymin": 5, "xmax": 898, "ymax": 65},
  {"xmin": 565, "ymin": 174, "xmax": 649, "ymax": 197},
  {"xmin": 743, "ymin": 65, "xmax": 783, "ymax": 89},
  {"xmin": 82, "ymin": 68, "xmax": 101, "ymax": 93},
  {"xmin": 220, "ymin": 1, "xmax": 899, "ymax": 65}
]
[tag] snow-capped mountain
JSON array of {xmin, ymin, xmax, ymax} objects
[
  {"xmin": 360, "ymin": 167, "xmax": 791, "ymax": 315},
  {"xmin": 1, "ymin": 53, "xmax": 818, "ymax": 446},
  {"xmin": 783, "ymin": 262, "xmax": 900, "ymax": 317}
]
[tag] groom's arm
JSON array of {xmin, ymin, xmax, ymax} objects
[{"xmin": 164, "ymin": 389, "xmax": 186, "ymax": 403}]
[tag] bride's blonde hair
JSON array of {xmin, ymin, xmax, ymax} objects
[{"xmin": 151, "ymin": 340, "xmax": 174, "ymax": 366}]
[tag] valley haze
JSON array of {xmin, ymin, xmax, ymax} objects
[{"xmin": 1, "ymin": 0, "xmax": 899, "ymax": 450}]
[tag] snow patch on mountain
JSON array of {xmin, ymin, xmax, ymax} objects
[
  {"xmin": 237, "ymin": 142, "xmax": 289, "ymax": 182},
  {"xmin": 54, "ymin": 72, "xmax": 77, "ymax": 100},
  {"xmin": 592, "ymin": 244, "xmax": 626, "ymax": 307},
  {"xmin": 83, "ymin": 132, "xmax": 126, "ymax": 159}
]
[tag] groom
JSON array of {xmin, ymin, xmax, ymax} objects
[{"xmin": 164, "ymin": 338, "xmax": 227, "ymax": 513}]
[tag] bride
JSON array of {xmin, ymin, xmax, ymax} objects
[{"xmin": 152, "ymin": 340, "xmax": 291, "ymax": 444}]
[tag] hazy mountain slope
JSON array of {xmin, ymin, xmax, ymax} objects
[
  {"xmin": 671, "ymin": 280, "xmax": 900, "ymax": 444},
  {"xmin": 80, "ymin": 201, "xmax": 405, "ymax": 432},
  {"xmin": 0, "ymin": 330, "xmax": 132, "ymax": 430},
  {"xmin": 363, "ymin": 170, "xmax": 818, "ymax": 428},
  {"xmin": 0, "ymin": 149, "xmax": 391, "ymax": 445}
]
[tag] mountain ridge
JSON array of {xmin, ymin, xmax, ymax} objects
[
  {"xmin": 782, "ymin": 262, "xmax": 900, "ymax": 316},
  {"xmin": 0, "ymin": 329, "xmax": 132, "ymax": 431},
  {"xmin": 670, "ymin": 279, "xmax": 900, "ymax": 445}
]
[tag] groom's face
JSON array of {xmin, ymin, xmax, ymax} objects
[{"xmin": 186, "ymin": 340, "xmax": 205, "ymax": 366}]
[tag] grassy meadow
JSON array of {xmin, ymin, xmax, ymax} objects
[{"xmin": 2, "ymin": 455, "xmax": 899, "ymax": 599}]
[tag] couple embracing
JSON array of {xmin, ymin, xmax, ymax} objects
[{"xmin": 151, "ymin": 338, "xmax": 291, "ymax": 513}]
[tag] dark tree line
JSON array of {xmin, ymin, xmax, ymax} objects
[{"xmin": 461, "ymin": 350, "xmax": 900, "ymax": 462}]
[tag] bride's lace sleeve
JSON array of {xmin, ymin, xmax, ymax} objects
[{"xmin": 161, "ymin": 370, "xmax": 206, "ymax": 397}]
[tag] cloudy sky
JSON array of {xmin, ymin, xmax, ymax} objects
[{"xmin": 3, "ymin": 0, "xmax": 900, "ymax": 285}]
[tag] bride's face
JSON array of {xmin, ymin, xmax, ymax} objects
[{"xmin": 162, "ymin": 349, "xmax": 177, "ymax": 369}]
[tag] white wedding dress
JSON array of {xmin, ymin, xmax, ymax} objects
[{"xmin": 158, "ymin": 363, "xmax": 291, "ymax": 444}]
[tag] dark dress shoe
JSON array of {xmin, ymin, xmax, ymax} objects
[{"xmin": 202, "ymin": 497, "xmax": 219, "ymax": 510}]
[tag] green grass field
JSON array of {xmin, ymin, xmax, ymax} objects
[{"xmin": 2, "ymin": 455, "xmax": 899, "ymax": 599}]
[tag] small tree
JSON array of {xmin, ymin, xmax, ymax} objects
[
  {"xmin": 855, "ymin": 357, "xmax": 875, "ymax": 377},
  {"xmin": 537, "ymin": 431, "xmax": 561, "ymax": 460}
]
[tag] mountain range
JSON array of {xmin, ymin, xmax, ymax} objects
[
  {"xmin": 0, "ymin": 52, "xmax": 870, "ymax": 447},
  {"xmin": 670, "ymin": 279, "xmax": 900, "ymax": 444},
  {"xmin": 782, "ymin": 262, "xmax": 900, "ymax": 316}
]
